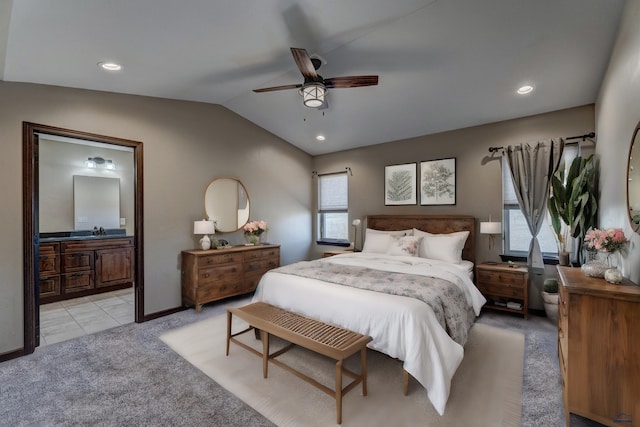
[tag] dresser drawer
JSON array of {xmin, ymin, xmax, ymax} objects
[
  {"xmin": 39, "ymin": 253, "xmax": 60, "ymax": 276},
  {"xmin": 40, "ymin": 275, "xmax": 61, "ymax": 298},
  {"xmin": 198, "ymin": 252, "xmax": 242, "ymax": 267},
  {"xmin": 477, "ymin": 270, "xmax": 524, "ymax": 287},
  {"xmin": 61, "ymin": 251, "xmax": 94, "ymax": 272},
  {"xmin": 477, "ymin": 282, "xmax": 525, "ymax": 299},
  {"xmin": 243, "ymin": 248, "xmax": 280, "ymax": 261},
  {"xmin": 245, "ymin": 257, "xmax": 279, "ymax": 274},
  {"xmin": 198, "ymin": 263, "xmax": 241, "ymax": 284},
  {"xmin": 62, "ymin": 271, "xmax": 94, "ymax": 292}
]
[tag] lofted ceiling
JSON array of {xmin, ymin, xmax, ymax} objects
[{"xmin": 0, "ymin": 0, "xmax": 626, "ymax": 155}]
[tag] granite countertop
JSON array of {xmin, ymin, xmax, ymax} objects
[{"xmin": 39, "ymin": 229, "xmax": 131, "ymax": 242}]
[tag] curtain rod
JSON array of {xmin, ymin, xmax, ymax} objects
[{"xmin": 488, "ymin": 132, "xmax": 596, "ymax": 153}]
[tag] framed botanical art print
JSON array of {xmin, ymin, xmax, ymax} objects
[
  {"xmin": 420, "ymin": 157, "xmax": 456, "ymax": 205},
  {"xmin": 385, "ymin": 163, "xmax": 417, "ymax": 205}
]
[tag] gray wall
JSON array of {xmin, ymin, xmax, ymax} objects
[
  {"xmin": 0, "ymin": 82, "xmax": 313, "ymax": 354},
  {"xmin": 596, "ymin": 0, "xmax": 640, "ymax": 284},
  {"xmin": 312, "ymin": 104, "xmax": 595, "ymax": 309}
]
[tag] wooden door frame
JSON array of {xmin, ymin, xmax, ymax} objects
[{"xmin": 22, "ymin": 122, "xmax": 144, "ymax": 355}]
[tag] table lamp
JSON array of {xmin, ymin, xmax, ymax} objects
[
  {"xmin": 352, "ymin": 219, "xmax": 361, "ymax": 252},
  {"xmin": 480, "ymin": 220, "xmax": 502, "ymax": 252},
  {"xmin": 194, "ymin": 220, "xmax": 215, "ymax": 250}
]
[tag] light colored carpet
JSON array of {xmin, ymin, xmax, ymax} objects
[{"xmin": 161, "ymin": 314, "xmax": 524, "ymax": 427}]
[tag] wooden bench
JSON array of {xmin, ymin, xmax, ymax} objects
[{"xmin": 226, "ymin": 302, "xmax": 372, "ymax": 424}]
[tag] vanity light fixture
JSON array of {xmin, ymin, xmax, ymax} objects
[
  {"xmin": 85, "ymin": 156, "xmax": 116, "ymax": 170},
  {"xmin": 517, "ymin": 85, "xmax": 534, "ymax": 95},
  {"xmin": 98, "ymin": 61, "xmax": 123, "ymax": 71}
]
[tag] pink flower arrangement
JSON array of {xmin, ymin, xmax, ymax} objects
[
  {"xmin": 584, "ymin": 228, "xmax": 629, "ymax": 253},
  {"xmin": 243, "ymin": 220, "xmax": 268, "ymax": 236}
]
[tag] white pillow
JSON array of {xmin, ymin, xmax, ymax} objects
[
  {"xmin": 416, "ymin": 230, "xmax": 469, "ymax": 263},
  {"xmin": 386, "ymin": 235, "xmax": 422, "ymax": 257},
  {"xmin": 362, "ymin": 233, "xmax": 392, "ymax": 254},
  {"xmin": 366, "ymin": 228, "xmax": 413, "ymax": 237}
]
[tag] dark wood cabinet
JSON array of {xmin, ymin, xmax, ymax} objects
[
  {"xmin": 181, "ymin": 244, "xmax": 280, "ymax": 312},
  {"xmin": 557, "ymin": 266, "xmax": 640, "ymax": 426},
  {"xmin": 39, "ymin": 237, "xmax": 134, "ymax": 303}
]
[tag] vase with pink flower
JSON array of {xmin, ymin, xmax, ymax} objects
[
  {"xmin": 243, "ymin": 220, "xmax": 268, "ymax": 245},
  {"xmin": 582, "ymin": 228, "xmax": 629, "ymax": 283}
]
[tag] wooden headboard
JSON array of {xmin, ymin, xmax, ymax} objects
[{"xmin": 365, "ymin": 215, "xmax": 476, "ymax": 264}]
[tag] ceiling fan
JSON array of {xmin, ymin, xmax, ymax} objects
[{"xmin": 253, "ymin": 47, "xmax": 379, "ymax": 109}]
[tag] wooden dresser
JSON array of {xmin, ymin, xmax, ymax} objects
[
  {"xmin": 181, "ymin": 244, "xmax": 280, "ymax": 312},
  {"xmin": 557, "ymin": 266, "xmax": 640, "ymax": 426}
]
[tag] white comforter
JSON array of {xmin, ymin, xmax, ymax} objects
[{"xmin": 251, "ymin": 252, "xmax": 486, "ymax": 415}]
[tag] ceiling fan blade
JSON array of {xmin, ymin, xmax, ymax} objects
[
  {"xmin": 290, "ymin": 47, "xmax": 318, "ymax": 81},
  {"xmin": 324, "ymin": 76, "xmax": 379, "ymax": 88},
  {"xmin": 253, "ymin": 84, "xmax": 302, "ymax": 93}
]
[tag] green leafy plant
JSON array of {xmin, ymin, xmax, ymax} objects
[{"xmin": 548, "ymin": 155, "xmax": 598, "ymax": 261}]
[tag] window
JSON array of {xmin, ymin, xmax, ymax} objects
[{"xmin": 317, "ymin": 172, "xmax": 349, "ymax": 246}]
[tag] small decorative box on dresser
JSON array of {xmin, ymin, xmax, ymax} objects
[
  {"xmin": 557, "ymin": 266, "xmax": 640, "ymax": 427},
  {"xmin": 181, "ymin": 244, "xmax": 280, "ymax": 312},
  {"xmin": 475, "ymin": 262, "xmax": 529, "ymax": 318}
]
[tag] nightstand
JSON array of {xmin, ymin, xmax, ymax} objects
[
  {"xmin": 475, "ymin": 262, "xmax": 529, "ymax": 319},
  {"xmin": 323, "ymin": 249, "xmax": 354, "ymax": 258}
]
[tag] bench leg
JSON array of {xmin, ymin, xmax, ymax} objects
[
  {"xmin": 361, "ymin": 346, "xmax": 368, "ymax": 396},
  {"xmin": 261, "ymin": 329, "xmax": 269, "ymax": 378},
  {"xmin": 336, "ymin": 359, "xmax": 343, "ymax": 425},
  {"xmin": 225, "ymin": 311, "xmax": 232, "ymax": 356}
]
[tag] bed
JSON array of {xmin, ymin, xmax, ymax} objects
[{"xmin": 251, "ymin": 214, "xmax": 486, "ymax": 415}]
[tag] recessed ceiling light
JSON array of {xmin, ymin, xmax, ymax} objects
[
  {"xmin": 316, "ymin": 135, "xmax": 326, "ymax": 141},
  {"xmin": 98, "ymin": 61, "xmax": 123, "ymax": 71},
  {"xmin": 517, "ymin": 85, "xmax": 534, "ymax": 95}
]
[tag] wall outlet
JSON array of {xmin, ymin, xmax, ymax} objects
[{"xmin": 120, "ymin": 218, "xmax": 126, "ymax": 226}]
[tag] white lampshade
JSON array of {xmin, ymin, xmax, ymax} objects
[
  {"xmin": 480, "ymin": 221, "xmax": 502, "ymax": 235},
  {"xmin": 194, "ymin": 220, "xmax": 215, "ymax": 235}
]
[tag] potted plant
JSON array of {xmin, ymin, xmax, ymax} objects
[
  {"xmin": 548, "ymin": 155, "xmax": 598, "ymax": 265},
  {"xmin": 541, "ymin": 278, "xmax": 559, "ymax": 322}
]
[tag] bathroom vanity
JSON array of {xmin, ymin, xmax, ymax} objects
[{"xmin": 39, "ymin": 233, "xmax": 134, "ymax": 304}]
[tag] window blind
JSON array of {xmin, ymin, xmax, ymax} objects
[{"xmin": 318, "ymin": 172, "xmax": 348, "ymax": 212}]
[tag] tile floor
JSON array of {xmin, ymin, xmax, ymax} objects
[{"xmin": 39, "ymin": 288, "xmax": 134, "ymax": 347}]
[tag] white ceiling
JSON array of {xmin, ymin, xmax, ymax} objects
[{"xmin": 1, "ymin": 0, "xmax": 626, "ymax": 155}]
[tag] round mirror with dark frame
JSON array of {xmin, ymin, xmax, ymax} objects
[
  {"xmin": 204, "ymin": 177, "xmax": 250, "ymax": 232},
  {"xmin": 629, "ymin": 122, "xmax": 640, "ymax": 233}
]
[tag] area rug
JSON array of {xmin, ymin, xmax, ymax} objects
[{"xmin": 160, "ymin": 314, "xmax": 524, "ymax": 427}]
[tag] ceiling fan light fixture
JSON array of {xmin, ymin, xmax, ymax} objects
[{"xmin": 301, "ymin": 83, "xmax": 326, "ymax": 108}]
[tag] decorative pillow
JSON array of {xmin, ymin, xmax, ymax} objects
[
  {"xmin": 416, "ymin": 230, "xmax": 470, "ymax": 263},
  {"xmin": 361, "ymin": 232, "xmax": 392, "ymax": 254},
  {"xmin": 386, "ymin": 235, "xmax": 422, "ymax": 257}
]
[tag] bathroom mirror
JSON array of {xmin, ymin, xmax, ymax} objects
[
  {"xmin": 628, "ymin": 122, "xmax": 640, "ymax": 233},
  {"xmin": 73, "ymin": 175, "xmax": 120, "ymax": 230},
  {"xmin": 204, "ymin": 177, "xmax": 250, "ymax": 232}
]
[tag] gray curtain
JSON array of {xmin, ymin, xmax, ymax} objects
[{"xmin": 504, "ymin": 139, "xmax": 564, "ymax": 272}]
